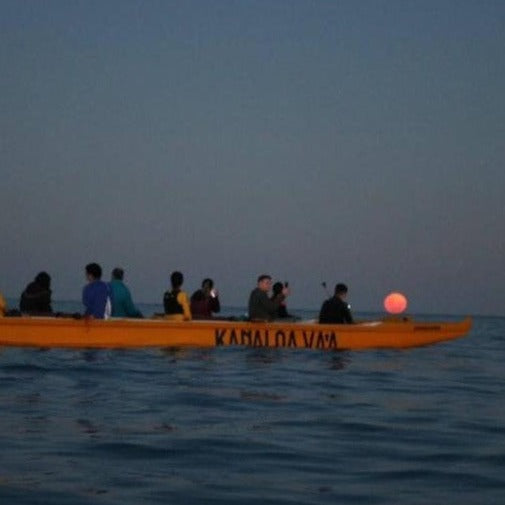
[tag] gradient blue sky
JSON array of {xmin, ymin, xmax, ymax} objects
[{"xmin": 1, "ymin": 0, "xmax": 504, "ymax": 315}]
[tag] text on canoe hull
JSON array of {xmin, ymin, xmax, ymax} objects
[{"xmin": 215, "ymin": 328, "xmax": 338, "ymax": 349}]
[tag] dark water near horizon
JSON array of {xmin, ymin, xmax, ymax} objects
[{"xmin": 1, "ymin": 303, "xmax": 504, "ymax": 504}]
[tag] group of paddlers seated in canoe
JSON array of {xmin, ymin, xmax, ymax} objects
[{"xmin": 0, "ymin": 263, "xmax": 354, "ymax": 324}]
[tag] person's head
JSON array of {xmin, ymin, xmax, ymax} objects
[
  {"xmin": 334, "ymin": 283, "xmax": 348, "ymax": 298},
  {"xmin": 112, "ymin": 267, "xmax": 124, "ymax": 281},
  {"xmin": 257, "ymin": 274, "xmax": 272, "ymax": 292},
  {"xmin": 85, "ymin": 263, "xmax": 102, "ymax": 281},
  {"xmin": 171, "ymin": 271, "xmax": 184, "ymax": 290},
  {"xmin": 202, "ymin": 278, "xmax": 214, "ymax": 291},
  {"xmin": 272, "ymin": 282, "xmax": 283, "ymax": 296},
  {"xmin": 35, "ymin": 271, "xmax": 51, "ymax": 289}
]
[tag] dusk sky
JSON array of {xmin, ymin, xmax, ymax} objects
[{"xmin": 1, "ymin": 0, "xmax": 504, "ymax": 316}]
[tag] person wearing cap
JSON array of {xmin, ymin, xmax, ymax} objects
[
  {"xmin": 19, "ymin": 271, "xmax": 53, "ymax": 315},
  {"xmin": 163, "ymin": 271, "xmax": 191, "ymax": 321},
  {"xmin": 109, "ymin": 267, "xmax": 143, "ymax": 318},
  {"xmin": 319, "ymin": 283, "xmax": 354, "ymax": 324}
]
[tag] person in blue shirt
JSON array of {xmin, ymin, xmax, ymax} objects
[
  {"xmin": 109, "ymin": 267, "xmax": 142, "ymax": 318},
  {"xmin": 82, "ymin": 263, "xmax": 110, "ymax": 319}
]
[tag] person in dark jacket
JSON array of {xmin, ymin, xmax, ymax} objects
[
  {"xmin": 20, "ymin": 272, "xmax": 53, "ymax": 314},
  {"xmin": 190, "ymin": 278, "xmax": 221, "ymax": 319},
  {"xmin": 271, "ymin": 282, "xmax": 294, "ymax": 319},
  {"xmin": 248, "ymin": 274, "xmax": 289, "ymax": 321},
  {"xmin": 319, "ymin": 283, "xmax": 354, "ymax": 324}
]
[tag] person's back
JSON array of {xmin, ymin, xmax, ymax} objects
[
  {"xmin": 20, "ymin": 272, "xmax": 52, "ymax": 315},
  {"xmin": 109, "ymin": 268, "xmax": 142, "ymax": 318},
  {"xmin": 163, "ymin": 271, "xmax": 191, "ymax": 321},
  {"xmin": 319, "ymin": 283, "xmax": 354, "ymax": 324},
  {"xmin": 270, "ymin": 282, "xmax": 293, "ymax": 319},
  {"xmin": 82, "ymin": 263, "xmax": 110, "ymax": 319},
  {"xmin": 190, "ymin": 278, "xmax": 220, "ymax": 319}
]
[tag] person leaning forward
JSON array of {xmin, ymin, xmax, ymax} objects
[
  {"xmin": 248, "ymin": 274, "xmax": 289, "ymax": 321},
  {"xmin": 319, "ymin": 283, "xmax": 354, "ymax": 324},
  {"xmin": 19, "ymin": 271, "xmax": 53, "ymax": 315}
]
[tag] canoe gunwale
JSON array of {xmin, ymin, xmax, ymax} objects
[{"xmin": 0, "ymin": 316, "xmax": 472, "ymax": 350}]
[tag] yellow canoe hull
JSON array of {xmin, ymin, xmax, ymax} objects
[{"xmin": 0, "ymin": 316, "xmax": 472, "ymax": 351}]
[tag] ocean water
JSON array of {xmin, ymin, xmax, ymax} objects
[{"xmin": 1, "ymin": 303, "xmax": 504, "ymax": 504}]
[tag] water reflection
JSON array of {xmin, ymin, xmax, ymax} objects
[{"xmin": 327, "ymin": 352, "xmax": 351, "ymax": 371}]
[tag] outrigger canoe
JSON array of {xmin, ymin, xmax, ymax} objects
[{"xmin": 0, "ymin": 316, "xmax": 471, "ymax": 351}]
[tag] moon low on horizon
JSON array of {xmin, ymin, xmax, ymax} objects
[{"xmin": 1, "ymin": 1, "xmax": 504, "ymax": 316}]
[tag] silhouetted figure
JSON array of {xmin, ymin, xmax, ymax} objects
[
  {"xmin": 271, "ymin": 282, "xmax": 294, "ymax": 318},
  {"xmin": 319, "ymin": 283, "xmax": 354, "ymax": 324},
  {"xmin": 20, "ymin": 272, "xmax": 53, "ymax": 315},
  {"xmin": 163, "ymin": 271, "xmax": 191, "ymax": 321},
  {"xmin": 190, "ymin": 278, "xmax": 221, "ymax": 319}
]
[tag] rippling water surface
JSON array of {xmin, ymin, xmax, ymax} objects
[{"xmin": 1, "ymin": 307, "xmax": 504, "ymax": 504}]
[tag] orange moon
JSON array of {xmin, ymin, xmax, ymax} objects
[{"xmin": 384, "ymin": 292, "xmax": 408, "ymax": 314}]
